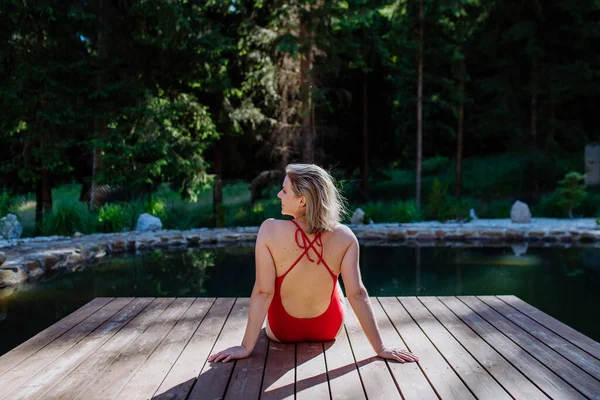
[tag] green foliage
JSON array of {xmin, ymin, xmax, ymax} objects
[
  {"xmin": 556, "ymin": 172, "xmax": 586, "ymax": 219},
  {"xmin": 422, "ymin": 156, "xmax": 449, "ymax": 175},
  {"xmin": 360, "ymin": 201, "xmax": 422, "ymax": 224},
  {"xmin": 39, "ymin": 201, "xmax": 94, "ymax": 236},
  {"xmin": 0, "ymin": 190, "xmax": 19, "ymax": 217},
  {"xmin": 426, "ymin": 179, "xmax": 471, "ymax": 221},
  {"xmin": 227, "ymin": 198, "xmax": 282, "ymax": 227}
]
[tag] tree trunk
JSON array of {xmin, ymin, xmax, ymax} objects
[
  {"xmin": 213, "ymin": 139, "xmax": 224, "ymax": 227},
  {"xmin": 456, "ymin": 56, "xmax": 465, "ymax": 198},
  {"xmin": 90, "ymin": 0, "xmax": 107, "ymax": 210},
  {"xmin": 530, "ymin": 56, "xmax": 537, "ymax": 149},
  {"xmin": 416, "ymin": 1, "xmax": 424, "ymax": 210},
  {"xmin": 300, "ymin": 14, "xmax": 315, "ymax": 163},
  {"xmin": 35, "ymin": 169, "xmax": 52, "ymax": 229},
  {"xmin": 361, "ymin": 70, "xmax": 369, "ymax": 196}
]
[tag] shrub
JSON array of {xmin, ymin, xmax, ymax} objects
[
  {"xmin": 97, "ymin": 203, "xmax": 130, "ymax": 233},
  {"xmin": 534, "ymin": 192, "xmax": 564, "ymax": 218},
  {"xmin": 556, "ymin": 172, "xmax": 586, "ymax": 218},
  {"xmin": 426, "ymin": 179, "xmax": 471, "ymax": 221},
  {"xmin": 0, "ymin": 190, "xmax": 20, "ymax": 217},
  {"xmin": 358, "ymin": 200, "xmax": 421, "ymax": 223},
  {"xmin": 39, "ymin": 201, "xmax": 93, "ymax": 236}
]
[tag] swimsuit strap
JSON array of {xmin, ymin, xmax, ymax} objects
[{"xmin": 277, "ymin": 220, "xmax": 334, "ymax": 280}]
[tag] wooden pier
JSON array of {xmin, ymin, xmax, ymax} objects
[{"xmin": 0, "ymin": 296, "xmax": 599, "ymax": 399}]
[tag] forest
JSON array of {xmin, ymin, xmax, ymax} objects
[{"xmin": 1, "ymin": 0, "xmax": 599, "ymax": 235}]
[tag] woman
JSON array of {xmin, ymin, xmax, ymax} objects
[{"xmin": 208, "ymin": 163, "xmax": 418, "ymax": 364}]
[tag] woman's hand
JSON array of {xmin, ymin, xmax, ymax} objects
[
  {"xmin": 208, "ymin": 345, "xmax": 252, "ymax": 363},
  {"xmin": 377, "ymin": 346, "xmax": 419, "ymax": 363}
]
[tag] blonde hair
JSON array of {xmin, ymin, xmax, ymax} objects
[{"xmin": 285, "ymin": 163, "xmax": 347, "ymax": 233}]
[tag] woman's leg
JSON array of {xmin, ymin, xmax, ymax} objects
[{"xmin": 265, "ymin": 318, "xmax": 281, "ymax": 342}]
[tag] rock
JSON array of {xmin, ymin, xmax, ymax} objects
[
  {"xmin": 510, "ymin": 201, "xmax": 532, "ymax": 223},
  {"xmin": 136, "ymin": 213, "xmax": 163, "ymax": 232},
  {"xmin": 351, "ymin": 208, "xmax": 365, "ymax": 224},
  {"xmin": 0, "ymin": 251, "xmax": 5, "ymax": 266},
  {"xmin": 511, "ymin": 243, "xmax": 528, "ymax": 256},
  {"xmin": 73, "ymin": 231, "xmax": 82, "ymax": 238},
  {"xmin": 0, "ymin": 214, "xmax": 23, "ymax": 240},
  {"xmin": 469, "ymin": 208, "xmax": 478, "ymax": 220}
]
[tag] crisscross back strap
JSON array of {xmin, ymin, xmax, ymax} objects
[{"xmin": 279, "ymin": 220, "xmax": 334, "ymax": 279}]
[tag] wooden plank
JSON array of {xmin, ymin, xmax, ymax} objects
[
  {"xmin": 188, "ymin": 298, "xmax": 250, "ymax": 400},
  {"xmin": 80, "ymin": 297, "xmax": 194, "ymax": 399},
  {"xmin": 419, "ymin": 297, "xmax": 549, "ymax": 400},
  {"xmin": 0, "ymin": 297, "xmax": 114, "ymax": 377},
  {"xmin": 379, "ymin": 297, "xmax": 474, "ymax": 400},
  {"xmin": 439, "ymin": 296, "xmax": 585, "ymax": 400},
  {"xmin": 459, "ymin": 296, "xmax": 600, "ymax": 399},
  {"xmin": 296, "ymin": 342, "xmax": 330, "ymax": 400},
  {"xmin": 344, "ymin": 298, "xmax": 401, "ymax": 399},
  {"xmin": 400, "ymin": 297, "xmax": 512, "ymax": 400},
  {"xmin": 260, "ymin": 341, "xmax": 295, "ymax": 400},
  {"xmin": 0, "ymin": 297, "xmax": 133, "ymax": 399},
  {"xmin": 116, "ymin": 298, "xmax": 215, "ymax": 400},
  {"xmin": 478, "ymin": 295, "xmax": 600, "ymax": 380},
  {"xmin": 152, "ymin": 297, "xmax": 235, "ymax": 400},
  {"xmin": 371, "ymin": 298, "xmax": 437, "ymax": 399},
  {"xmin": 497, "ymin": 295, "xmax": 600, "ymax": 360},
  {"xmin": 323, "ymin": 325, "xmax": 366, "ymax": 400},
  {"xmin": 8, "ymin": 297, "xmax": 154, "ymax": 400},
  {"xmin": 41, "ymin": 297, "xmax": 174, "ymax": 399},
  {"xmin": 225, "ymin": 328, "xmax": 269, "ymax": 400}
]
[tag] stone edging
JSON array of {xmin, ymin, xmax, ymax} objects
[{"xmin": 1, "ymin": 223, "xmax": 600, "ymax": 288}]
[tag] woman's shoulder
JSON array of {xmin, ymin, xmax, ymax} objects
[
  {"xmin": 258, "ymin": 218, "xmax": 289, "ymax": 235},
  {"xmin": 331, "ymin": 223, "xmax": 358, "ymax": 244}
]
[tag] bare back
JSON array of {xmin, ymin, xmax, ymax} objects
[{"xmin": 264, "ymin": 219, "xmax": 351, "ymax": 318}]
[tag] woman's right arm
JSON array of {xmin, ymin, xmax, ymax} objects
[{"xmin": 340, "ymin": 229, "xmax": 418, "ymax": 363}]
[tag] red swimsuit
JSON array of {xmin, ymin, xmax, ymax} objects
[{"xmin": 267, "ymin": 220, "xmax": 344, "ymax": 342}]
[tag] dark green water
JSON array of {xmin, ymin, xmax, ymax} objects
[{"xmin": 1, "ymin": 245, "xmax": 599, "ymax": 356}]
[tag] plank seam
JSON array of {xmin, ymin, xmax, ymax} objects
[
  {"xmin": 416, "ymin": 297, "xmax": 518, "ymax": 400},
  {"xmin": 456, "ymin": 296, "xmax": 589, "ymax": 399},
  {"xmin": 320, "ymin": 342, "xmax": 333, "ymax": 400},
  {"xmin": 112, "ymin": 297, "xmax": 196, "ymax": 399},
  {"xmin": 396, "ymin": 297, "xmax": 479, "ymax": 400},
  {"xmin": 1, "ymin": 297, "xmax": 135, "ymax": 400},
  {"xmin": 257, "ymin": 337, "xmax": 271, "ymax": 399},
  {"xmin": 185, "ymin": 297, "xmax": 238, "ymax": 399},
  {"xmin": 376, "ymin": 297, "xmax": 441, "ymax": 400},
  {"xmin": 495, "ymin": 296, "xmax": 600, "ymax": 362},
  {"xmin": 476, "ymin": 295, "xmax": 600, "ymax": 383},
  {"xmin": 438, "ymin": 296, "xmax": 559, "ymax": 400},
  {"xmin": 341, "ymin": 324, "xmax": 369, "ymax": 399},
  {"xmin": 33, "ymin": 297, "xmax": 156, "ymax": 400},
  {"xmin": 69, "ymin": 298, "xmax": 176, "ymax": 400},
  {"xmin": 149, "ymin": 298, "xmax": 217, "ymax": 399},
  {"xmin": 0, "ymin": 297, "xmax": 117, "ymax": 378}
]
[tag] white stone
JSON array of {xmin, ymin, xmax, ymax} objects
[
  {"xmin": 136, "ymin": 213, "xmax": 163, "ymax": 232},
  {"xmin": 351, "ymin": 208, "xmax": 365, "ymax": 224},
  {"xmin": 511, "ymin": 201, "xmax": 532, "ymax": 223},
  {"xmin": 0, "ymin": 214, "xmax": 23, "ymax": 240}
]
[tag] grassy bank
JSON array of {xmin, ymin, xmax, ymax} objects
[{"xmin": 2, "ymin": 153, "xmax": 599, "ymax": 238}]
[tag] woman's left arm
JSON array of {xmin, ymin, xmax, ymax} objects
[{"xmin": 208, "ymin": 219, "xmax": 276, "ymax": 363}]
